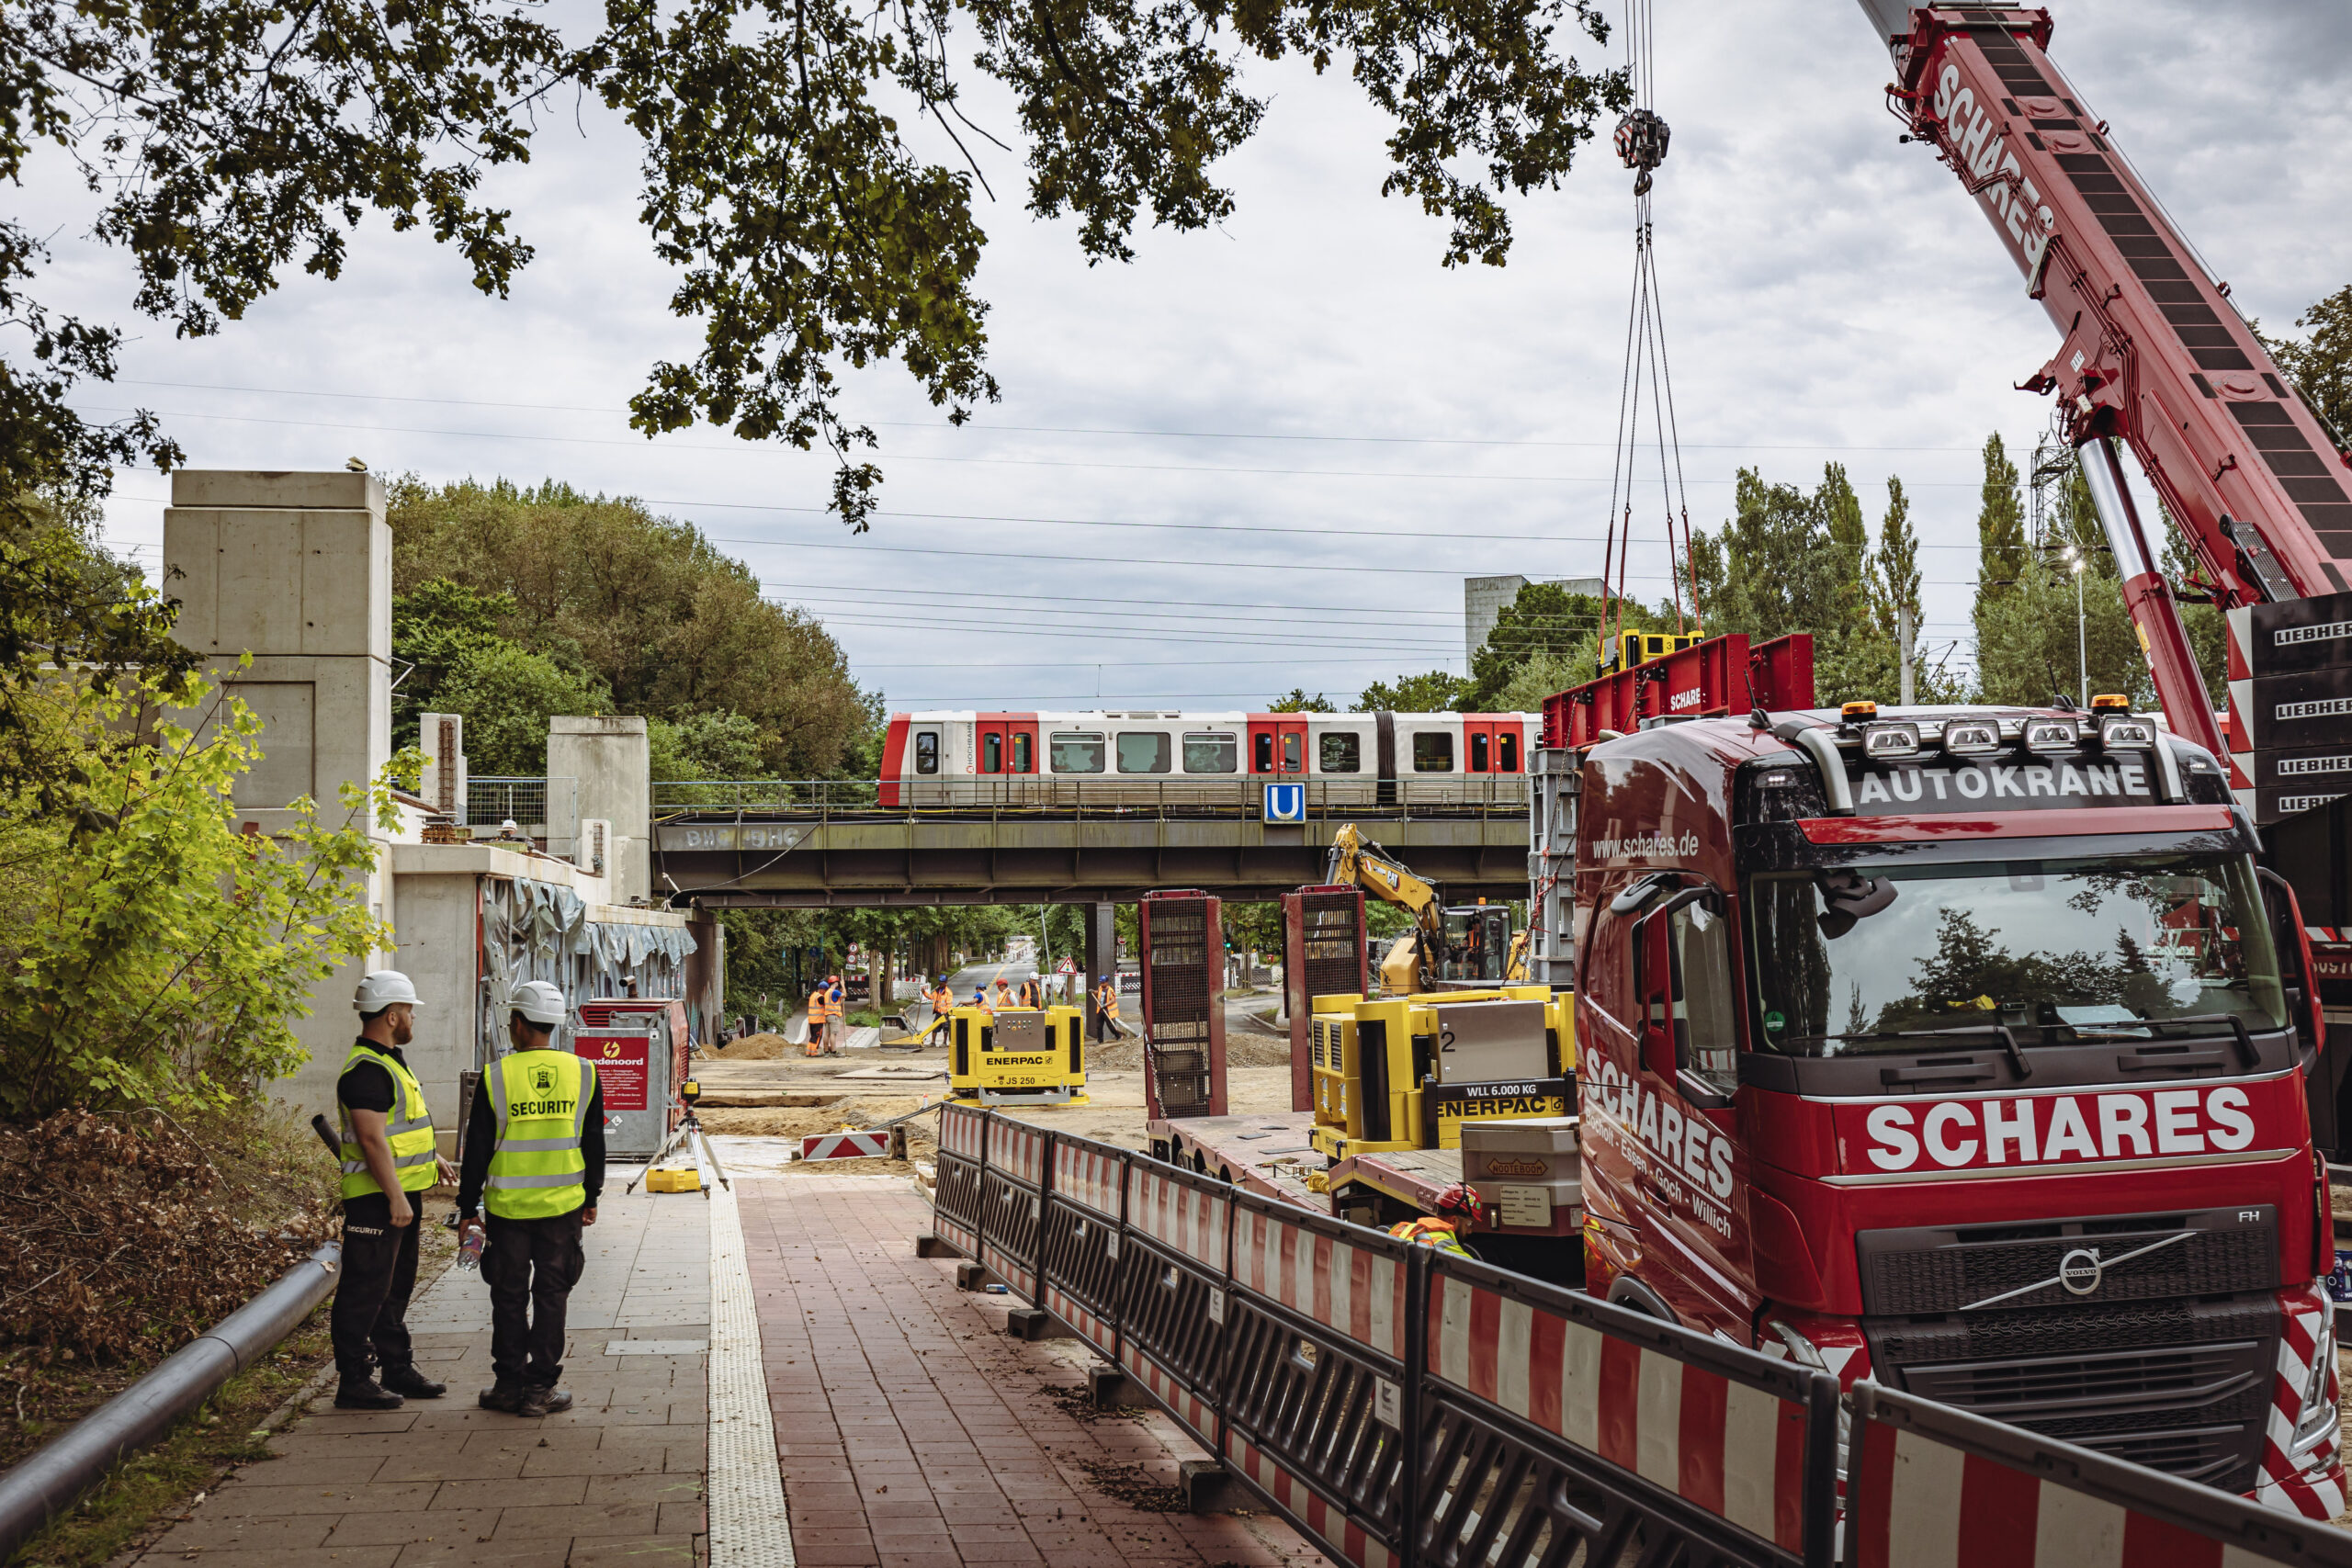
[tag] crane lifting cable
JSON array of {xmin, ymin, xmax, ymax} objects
[{"xmin": 1597, "ymin": 0, "xmax": 1701, "ymax": 669}]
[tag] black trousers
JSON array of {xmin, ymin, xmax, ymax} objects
[
  {"xmin": 334, "ymin": 1193, "xmax": 422, "ymax": 1383},
  {"xmin": 482, "ymin": 1211, "xmax": 585, "ymax": 1390}
]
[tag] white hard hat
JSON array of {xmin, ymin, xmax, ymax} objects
[
  {"xmin": 510, "ymin": 980, "xmax": 567, "ymax": 1026},
  {"xmin": 355, "ymin": 971, "xmax": 421, "ymax": 1011}
]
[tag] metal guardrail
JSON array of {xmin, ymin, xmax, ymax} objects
[
  {"xmin": 926, "ymin": 1102, "xmax": 2352, "ymax": 1568},
  {"xmin": 652, "ymin": 777, "xmax": 1532, "ymax": 822}
]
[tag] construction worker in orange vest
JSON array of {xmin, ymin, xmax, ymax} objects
[
  {"xmin": 804, "ymin": 981, "xmax": 831, "ymax": 1057},
  {"xmin": 992, "ymin": 976, "xmax": 1013, "ymax": 1012},
  {"xmin": 824, "ymin": 973, "xmax": 846, "ymax": 1055},
  {"xmin": 1014, "ymin": 974, "xmax": 1042, "ymax": 1009},
  {"xmin": 925, "ymin": 979, "xmax": 955, "ymax": 1046},
  {"xmin": 1092, "ymin": 976, "xmax": 1129, "ymax": 1043}
]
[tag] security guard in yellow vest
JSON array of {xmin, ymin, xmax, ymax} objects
[
  {"xmin": 334, "ymin": 971, "xmax": 458, "ymax": 1409},
  {"xmin": 456, "ymin": 981, "xmax": 605, "ymax": 1417}
]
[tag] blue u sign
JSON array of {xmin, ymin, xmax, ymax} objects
[{"xmin": 1263, "ymin": 783, "xmax": 1306, "ymax": 823}]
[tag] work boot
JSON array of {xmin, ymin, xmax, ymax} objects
[
  {"xmin": 334, "ymin": 1380, "xmax": 404, "ymax": 1410},
  {"xmin": 379, "ymin": 1365, "xmax": 447, "ymax": 1399},
  {"xmin": 516, "ymin": 1386, "xmax": 574, "ymax": 1418},
  {"xmin": 478, "ymin": 1384, "xmax": 526, "ymax": 1413}
]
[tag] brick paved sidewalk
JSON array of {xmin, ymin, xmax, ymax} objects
[
  {"xmin": 122, "ymin": 1190, "xmax": 709, "ymax": 1568},
  {"xmin": 739, "ymin": 1174, "xmax": 1332, "ymax": 1568}
]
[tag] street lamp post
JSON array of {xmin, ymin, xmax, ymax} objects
[{"xmin": 2064, "ymin": 547, "xmax": 2087, "ymax": 706}]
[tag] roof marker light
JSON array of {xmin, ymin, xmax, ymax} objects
[
  {"xmin": 1862, "ymin": 722, "xmax": 1920, "ymax": 760},
  {"xmin": 1942, "ymin": 720, "xmax": 2001, "ymax": 756},
  {"xmin": 2022, "ymin": 716, "xmax": 2080, "ymax": 753},
  {"xmin": 2090, "ymin": 694, "xmax": 2131, "ymax": 712},
  {"xmin": 1841, "ymin": 701, "xmax": 1879, "ymax": 722}
]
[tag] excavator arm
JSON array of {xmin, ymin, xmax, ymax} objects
[
  {"xmin": 1325, "ymin": 825, "xmax": 1447, "ymax": 994},
  {"xmin": 1857, "ymin": 3, "xmax": 2352, "ymax": 818}
]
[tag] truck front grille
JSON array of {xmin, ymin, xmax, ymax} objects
[{"xmin": 1859, "ymin": 1211, "xmax": 2282, "ymax": 1493}]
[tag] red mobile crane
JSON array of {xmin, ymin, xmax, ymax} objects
[{"xmin": 1853, "ymin": 3, "xmax": 2352, "ymax": 825}]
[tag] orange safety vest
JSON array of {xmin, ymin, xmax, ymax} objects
[
  {"xmin": 808, "ymin": 988, "xmax": 831, "ymax": 1021},
  {"xmin": 1095, "ymin": 983, "xmax": 1118, "ymax": 1013}
]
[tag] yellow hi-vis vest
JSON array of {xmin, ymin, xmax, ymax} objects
[
  {"xmin": 484, "ymin": 1049, "xmax": 595, "ymax": 1220},
  {"xmin": 338, "ymin": 1042, "xmax": 439, "ymax": 1201}
]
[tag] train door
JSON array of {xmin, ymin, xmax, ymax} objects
[
  {"xmin": 1248, "ymin": 716, "xmax": 1306, "ymax": 776},
  {"xmin": 1463, "ymin": 716, "xmax": 1522, "ymax": 806},
  {"xmin": 975, "ymin": 713, "xmax": 1038, "ymax": 805}
]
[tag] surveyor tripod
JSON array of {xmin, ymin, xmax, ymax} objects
[{"xmin": 625, "ymin": 1079, "xmax": 731, "ymax": 1196}]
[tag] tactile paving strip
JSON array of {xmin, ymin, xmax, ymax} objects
[{"xmin": 708, "ymin": 1182, "xmax": 796, "ymax": 1566}]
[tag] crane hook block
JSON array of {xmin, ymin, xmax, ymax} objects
[{"xmin": 1614, "ymin": 110, "xmax": 1671, "ymax": 176}]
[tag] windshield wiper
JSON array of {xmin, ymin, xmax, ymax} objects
[
  {"xmin": 2143, "ymin": 1012, "xmax": 2259, "ymax": 1069},
  {"xmin": 1777, "ymin": 1023, "xmax": 2035, "ymax": 1079}
]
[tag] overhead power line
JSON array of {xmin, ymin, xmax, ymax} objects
[
  {"xmin": 106, "ymin": 378, "xmax": 1992, "ymax": 454},
  {"xmin": 82, "ymin": 404, "xmax": 1995, "ymax": 487}
]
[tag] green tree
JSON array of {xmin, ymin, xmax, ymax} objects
[
  {"xmin": 6, "ymin": 0, "xmax": 1629, "ymax": 530},
  {"xmin": 433, "ymin": 642, "xmax": 610, "ymax": 776},
  {"xmin": 1268, "ymin": 688, "xmax": 1336, "ymax": 713},
  {"xmin": 2266, "ymin": 284, "xmax": 2352, "ymax": 445},
  {"xmin": 1354, "ymin": 671, "xmax": 1473, "ymax": 712},
  {"xmin": 390, "ymin": 578, "xmax": 521, "ymax": 749},
  {"xmin": 649, "ymin": 711, "xmax": 768, "ymax": 781},
  {"xmin": 0, "ymin": 671, "xmax": 401, "ymax": 1118},
  {"xmin": 1973, "ymin": 554, "xmax": 2153, "ymax": 708},
  {"xmin": 1973, "ymin": 434, "xmax": 2029, "ymax": 628},
  {"xmin": 1487, "ymin": 649, "xmax": 1588, "ymax": 714},
  {"xmin": 390, "ymin": 479, "xmax": 873, "ymax": 776},
  {"xmin": 1465, "ymin": 581, "xmax": 1666, "ymax": 710}
]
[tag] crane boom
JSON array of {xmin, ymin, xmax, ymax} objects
[{"xmin": 1858, "ymin": 4, "xmax": 2352, "ymax": 819}]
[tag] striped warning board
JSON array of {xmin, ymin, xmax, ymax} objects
[
  {"xmin": 797, "ymin": 1130, "xmax": 891, "ymax": 1162},
  {"xmin": 1051, "ymin": 1139, "xmax": 1122, "ymax": 1217},
  {"xmin": 1125, "ymin": 1164, "xmax": 1227, "ymax": 1271}
]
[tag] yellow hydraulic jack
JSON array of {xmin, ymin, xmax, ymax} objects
[{"xmin": 945, "ymin": 1005, "xmax": 1091, "ymax": 1106}]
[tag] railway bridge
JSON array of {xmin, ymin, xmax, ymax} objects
[{"xmin": 645, "ymin": 779, "xmax": 1532, "ymax": 908}]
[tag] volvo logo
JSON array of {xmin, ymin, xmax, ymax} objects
[{"xmin": 2057, "ymin": 1247, "xmax": 2103, "ymax": 1295}]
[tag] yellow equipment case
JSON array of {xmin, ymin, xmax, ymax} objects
[
  {"xmin": 1309, "ymin": 985, "xmax": 1572, "ymax": 1158},
  {"xmin": 946, "ymin": 1005, "xmax": 1091, "ymax": 1106}
]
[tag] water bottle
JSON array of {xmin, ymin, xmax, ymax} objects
[{"xmin": 457, "ymin": 1221, "xmax": 485, "ymax": 1271}]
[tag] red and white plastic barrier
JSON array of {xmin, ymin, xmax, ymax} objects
[
  {"xmin": 1126, "ymin": 1164, "xmax": 1227, "ymax": 1271},
  {"xmin": 939, "ymin": 1102, "xmax": 985, "ymax": 1160},
  {"xmin": 993, "ymin": 1119, "xmax": 1046, "ymax": 1187},
  {"xmin": 1232, "ymin": 1208, "xmax": 1407, "ymax": 1361},
  {"xmin": 1225, "ymin": 1434, "xmax": 1396, "ymax": 1568},
  {"xmin": 1428, "ymin": 1275, "xmax": 1810, "ymax": 1553},
  {"xmin": 1052, "ymin": 1140, "xmax": 1122, "ymax": 1218}
]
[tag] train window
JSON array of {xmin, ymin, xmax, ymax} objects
[
  {"xmin": 915, "ymin": 732, "xmax": 939, "ymax": 774},
  {"xmin": 1254, "ymin": 733, "xmax": 1274, "ymax": 773},
  {"xmin": 982, "ymin": 732, "xmax": 1002, "ymax": 773},
  {"xmin": 1412, "ymin": 732, "xmax": 1454, "ymax": 773},
  {"xmin": 1116, "ymin": 732, "xmax": 1172, "ymax": 773},
  {"xmin": 1470, "ymin": 732, "xmax": 1490, "ymax": 773},
  {"xmin": 1182, "ymin": 733, "xmax": 1237, "ymax": 773},
  {"xmin": 1012, "ymin": 733, "xmax": 1034, "ymax": 773},
  {"xmin": 1499, "ymin": 732, "xmax": 1520, "ymax": 771},
  {"xmin": 1319, "ymin": 733, "xmax": 1360, "ymax": 773},
  {"xmin": 1050, "ymin": 732, "xmax": 1105, "ymax": 773},
  {"xmin": 1282, "ymin": 733, "xmax": 1301, "ymax": 772}
]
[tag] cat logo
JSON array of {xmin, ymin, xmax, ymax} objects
[{"xmin": 532, "ymin": 1066, "xmax": 555, "ymax": 1092}]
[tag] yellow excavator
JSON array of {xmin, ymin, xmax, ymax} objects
[{"xmin": 1325, "ymin": 824, "xmax": 1528, "ymax": 995}]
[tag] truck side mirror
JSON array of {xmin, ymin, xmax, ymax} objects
[{"xmin": 2258, "ymin": 868, "xmax": 2327, "ymax": 1070}]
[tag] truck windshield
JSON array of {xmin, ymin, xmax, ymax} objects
[{"xmin": 1746, "ymin": 852, "xmax": 2285, "ymax": 1055}]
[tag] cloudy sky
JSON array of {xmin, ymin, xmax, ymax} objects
[{"xmin": 38, "ymin": 0, "xmax": 2352, "ymax": 717}]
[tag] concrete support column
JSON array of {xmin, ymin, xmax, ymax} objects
[
  {"xmin": 548, "ymin": 716, "xmax": 650, "ymax": 903},
  {"xmin": 164, "ymin": 469, "xmax": 396, "ymax": 1118},
  {"xmin": 1083, "ymin": 902, "xmax": 1115, "ymax": 1031}
]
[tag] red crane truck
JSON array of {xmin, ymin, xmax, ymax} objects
[{"xmin": 1565, "ymin": 681, "xmax": 2341, "ymax": 1516}]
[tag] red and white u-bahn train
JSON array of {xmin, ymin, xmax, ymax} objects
[{"xmin": 877, "ymin": 710, "xmax": 1536, "ymax": 807}]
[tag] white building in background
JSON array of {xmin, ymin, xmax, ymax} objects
[{"xmin": 1464, "ymin": 575, "xmax": 1610, "ymax": 665}]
